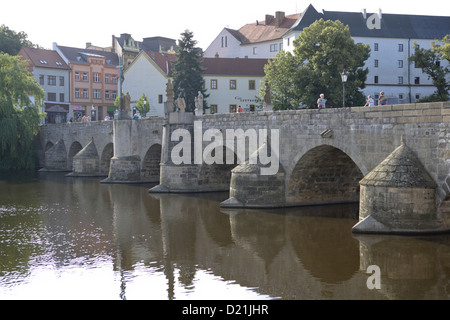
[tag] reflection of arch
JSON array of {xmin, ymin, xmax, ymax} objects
[
  {"xmin": 68, "ymin": 141, "xmax": 83, "ymax": 170},
  {"xmin": 45, "ymin": 141, "xmax": 54, "ymax": 152},
  {"xmin": 100, "ymin": 143, "xmax": 114, "ymax": 175},
  {"xmin": 287, "ymin": 145, "xmax": 363, "ymax": 206},
  {"xmin": 198, "ymin": 146, "xmax": 237, "ymax": 190},
  {"xmin": 288, "ymin": 205, "xmax": 360, "ymax": 284},
  {"xmin": 141, "ymin": 144, "xmax": 161, "ymax": 182}
]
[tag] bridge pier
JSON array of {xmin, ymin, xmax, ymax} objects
[{"xmin": 102, "ymin": 119, "xmax": 142, "ymax": 184}]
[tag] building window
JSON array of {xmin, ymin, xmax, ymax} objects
[
  {"xmin": 60, "ymin": 93, "xmax": 64, "ymax": 102},
  {"xmin": 112, "ymin": 91, "xmax": 117, "ymax": 100},
  {"xmin": 279, "ymin": 42, "xmax": 283, "ymax": 51},
  {"xmin": 59, "ymin": 76, "xmax": 64, "ymax": 86},
  {"xmin": 75, "ymin": 88, "xmax": 80, "ymax": 98},
  {"xmin": 158, "ymin": 95, "xmax": 163, "ymax": 104},
  {"xmin": 93, "ymin": 73, "xmax": 100, "ymax": 83},
  {"xmin": 415, "ymin": 77, "xmax": 420, "ymax": 84},
  {"xmin": 399, "ymin": 93, "xmax": 404, "ymax": 100},
  {"xmin": 229, "ymin": 80, "xmax": 237, "ymax": 90},
  {"xmin": 374, "ymin": 59, "xmax": 379, "ymax": 68},
  {"xmin": 415, "ymin": 94, "xmax": 420, "ymax": 100},
  {"xmin": 47, "ymin": 92, "xmax": 56, "ymax": 101},
  {"xmin": 112, "ymin": 75, "xmax": 118, "ymax": 84},
  {"xmin": 211, "ymin": 79, "xmax": 218, "ymax": 89},
  {"xmin": 398, "ymin": 76, "xmax": 403, "ymax": 84},
  {"xmin": 374, "ymin": 43, "xmax": 379, "ymax": 51},
  {"xmin": 221, "ymin": 36, "xmax": 227, "ymax": 48},
  {"xmin": 248, "ymin": 80, "xmax": 256, "ymax": 90},
  {"xmin": 398, "ymin": 60, "xmax": 403, "ymax": 68},
  {"xmin": 83, "ymin": 89, "xmax": 89, "ymax": 98},
  {"xmin": 75, "ymin": 72, "xmax": 80, "ymax": 81},
  {"xmin": 249, "ymin": 105, "xmax": 256, "ymax": 112},
  {"xmin": 270, "ymin": 44, "xmax": 278, "ymax": 52},
  {"xmin": 105, "ymin": 90, "xmax": 110, "ymax": 99},
  {"xmin": 83, "ymin": 73, "xmax": 88, "ymax": 82},
  {"xmin": 48, "ymin": 75, "xmax": 56, "ymax": 86},
  {"xmin": 39, "ymin": 75, "xmax": 44, "ymax": 85},
  {"xmin": 253, "ymin": 47, "xmax": 257, "ymax": 55},
  {"xmin": 210, "ymin": 104, "xmax": 218, "ymax": 114},
  {"xmin": 374, "ymin": 76, "xmax": 379, "ymax": 84},
  {"xmin": 398, "ymin": 44, "xmax": 404, "ymax": 52},
  {"xmin": 94, "ymin": 89, "xmax": 101, "ymax": 99},
  {"xmin": 105, "ymin": 74, "xmax": 110, "ymax": 83},
  {"xmin": 229, "ymin": 105, "xmax": 237, "ymax": 113}
]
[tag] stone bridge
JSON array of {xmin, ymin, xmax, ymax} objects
[
  {"xmin": 37, "ymin": 102, "xmax": 450, "ymax": 234},
  {"xmin": 37, "ymin": 118, "xmax": 164, "ymax": 182}
]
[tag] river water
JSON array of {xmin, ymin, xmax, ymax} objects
[{"xmin": 0, "ymin": 171, "xmax": 449, "ymax": 300}]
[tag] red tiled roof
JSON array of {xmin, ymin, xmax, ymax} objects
[
  {"xmin": 18, "ymin": 47, "xmax": 70, "ymax": 70},
  {"xmin": 201, "ymin": 58, "xmax": 268, "ymax": 76},
  {"xmin": 143, "ymin": 50, "xmax": 176, "ymax": 75},
  {"xmin": 237, "ymin": 13, "xmax": 300, "ymax": 44}
]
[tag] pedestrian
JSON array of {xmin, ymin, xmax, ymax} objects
[
  {"xmin": 378, "ymin": 91, "xmax": 387, "ymax": 106},
  {"xmin": 317, "ymin": 94, "xmax": 326, "ymax": 111},
  {"xmin": 364, "ymin": 95, "xmax": 374, "ymax": 107},
  {"xmin": 238, "ymin": 105, "xmax": 243, "ymax": 113}
]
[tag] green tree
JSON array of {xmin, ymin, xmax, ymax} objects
[
  {"xmin": 171, "ymin": 30, "xmax": 208, "ymax": 112},
  {"xmin": 0, "ymin": 25, "xmax": 35, "ymax": 55},
  {"xmin": 259, "ymin": 50, "xmax": 301, "ymax": 109},
  {"xmin": 262, "ymin": 19, "xmax": 370, "ymax": 109},
  {"xmin": 409, "ymin": 37, "xmax": 450, "ymax": 102},
  {"xmin": 0, "ymin": 53, "xmax": 44, "ymax": 170},
  {"xmin": 135, "ymin": 93, "xmax": 150, "ymax": 117}
]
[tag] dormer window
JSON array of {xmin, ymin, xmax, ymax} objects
[
  {"xmin": 40, "ymin": 60, "xmax": 48, "ymax": 64},
  {"xmin": 55, "ymin": 61, "xmax": 63, "ymax": 66}
]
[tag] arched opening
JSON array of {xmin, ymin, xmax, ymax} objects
[
  {"xmin": 198, "ymin": 146, "xmax": 237, "ymax": 191},
  {"xmin": 287, "ymin": 145, "xmax": 363, "ymax": 206},
  {"xmin": 100, "ymin": 143, "xmax": 114, "ymax": 176},
  {"xmin": 141, "ymin": 144, "xmax": 161, "ymax": 182},
  {"xmin": 45, "ymin": 141, "xmax": 54, "ymax": 152},
  {"xmin": 67, "ymin": 141, "xmax": 83, "ymax": 170}
]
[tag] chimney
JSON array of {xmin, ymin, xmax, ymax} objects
[
  {"xmin": 275, "ymin": 11, "xmax": 285, "ymax": 27},
  {"xmin": 362, "ymin": 9, "xmax": 367, "ymax": 19},
  {"xmin": 86, "ymin": 42, "xmax": 92, "ymax": 48},
  {"xmin": 265, "ymin": 14, "xmax": 274, "ymax": 25},
  {"xmin": 378, "ymin": 9, "xmax": 382, "ymax": 20}
]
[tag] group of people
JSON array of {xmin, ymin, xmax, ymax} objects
[{"xmin": 316, "ymin": 91, "xmax": 388, "ymax": 110}]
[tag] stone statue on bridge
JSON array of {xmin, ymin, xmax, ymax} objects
[
  {"xmin": 176, "ymin": 87, "xmax": 186, "ymax": 112},
  {"xmin": 164, "ymin": 79, "xmax": 175, "ymax": 114},
  {"xmin": 263, "ymin": 82, "xmax": 273, "ymax": 111},
  {"xmin": 194, "ymin": 91, "xmax": 203, "ymax": 116}
]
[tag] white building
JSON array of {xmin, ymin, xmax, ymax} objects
[
  {"xmin": 202, "ymin": 58, "xmax": 267, "ymax": 113},
  {"xmin": 18, "ymin": 47, "xmax": 71, "ymax": 123},
  {"xmin": 122, "ymin": 50, "xmax": 176, "ymax": 117},
  {"xmin": 207, "ymin": 4, "xmax": 450, "ymax": 105},
  {"xmin": 204, "ymin": 12, "xmax": 300, "ymax": 59}
]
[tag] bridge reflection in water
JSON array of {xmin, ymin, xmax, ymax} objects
[{"xmin": 0, "ymin": 172, "xmax": 449, "ymax": 299}]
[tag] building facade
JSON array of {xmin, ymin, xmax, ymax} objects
[
  {"xmin": 206, "ymin": 4, "xmax": 450, "ymax": 105},
  {"xmin": 122, "ymin": 50, "xmax": 176, "ymax": 117},
  {"xmin": 204, "ymin": 12, "xmax": 300, "ymax": 59},
  {"xmin": 18, "ymin": 47, "xmax": 71, "ymax": 124},
  {"xmin": 54, "ymin": 43, "xmax": 120, "ymax": 121},
  {"xmin": 202, "ymin": 58, "xmax": 267, "ymax": 113}
]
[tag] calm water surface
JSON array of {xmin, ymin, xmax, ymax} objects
[{"xmin": 1, "ymin": 171, "xmax": 450, "ymax": 300}]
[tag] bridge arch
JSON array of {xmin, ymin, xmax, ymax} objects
[
  {"xmin": 100, "ymin": 143, "xmax": 114, "ymax": 176},
  {"xmin": 67, "ymin": 141, "xmax": 83, "ymax": 170},
  {"xmin": 286, "ymin": 144, "xmax": 363, "ymax": 206},
  {"xmin": 198, "ymin": 145, "xmax": 238, "ymax": 191},
  {"xmin": 141, "ymin": 143, "xmax": 162, "ymax": 182}
]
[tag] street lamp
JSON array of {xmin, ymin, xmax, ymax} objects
[{"xmin": 340, "ymin": 70, "xmax": 348, "ymax": 108}]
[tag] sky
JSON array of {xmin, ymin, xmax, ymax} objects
[{"xmin": 1, "ymin": 0, "xmax": 449, "ymax": 51}]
